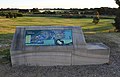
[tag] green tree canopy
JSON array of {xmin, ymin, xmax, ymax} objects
[
  {"xmin": 114, "ymin": 0, "xmax": 120, "ymax": 32},
  {"xmin": 115, "ymin": 0, "xmax": 120, "ymax": 7}
]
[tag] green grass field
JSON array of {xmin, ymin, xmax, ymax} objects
[
  {"xmin": 0, "ymin": 16, "xmax": 114, "ymax": 34},
  {"xmin": 0, "ymin": 16, "xmax": 115, "ymax": 45},
  {"xmin": 0, "ymin": 16, "xmax": 116, "ymax": 63}
]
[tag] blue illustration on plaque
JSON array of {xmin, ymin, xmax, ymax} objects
[{"xmin": 25, "ymin": 29, "xmax": 73, "ymax": 46}]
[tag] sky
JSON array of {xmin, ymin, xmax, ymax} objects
[{"xmin": 0, "ymin": 0, "xmax": 118, "ymax": 9}]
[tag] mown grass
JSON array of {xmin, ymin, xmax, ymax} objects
[
  {"xmin": 0, "ymin": 16, "xmax": 114, "ymax": 34},
  {"xmin": 0, "ymin": 16, "xmax": 115, "ymax": 63}
]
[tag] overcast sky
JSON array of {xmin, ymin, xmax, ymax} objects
[{"xmin": 0, "ymin": 0, "xmax": 118, "ymax": 9}]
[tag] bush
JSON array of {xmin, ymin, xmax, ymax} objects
[
  {"xmin": 92, "ymin": 17, "xmax": 100, "ymax": 24},
  {"xmin": 113, "ymin": 16, "xmax": 120, "ymax": 32},
  {"xmin": 113, "ymin": 0, "xmax": 120, "ymax": 32},
  {"xmin": 5, "ymin": 12, "xmax": 17, "ymax": 18},
  {"xmin": 92, "ymin": 11, "xmax": 100, "ymax": 24},
  {"xmin": 13, "ymin": 13, "xmax": 17, "ymax": 18},
  {"xmin": 5, "ymin": 12, "xmax": 23, "ymax": 18},
  {"xmin": 8, "ymin": 12, "xmax": 14, "ymax": 18},
  {"xmin": 0, "ymin": 12, "xmax": 6, "ymax": 16},
  {"xmin": 81, "ymin": 15, "xmax": 87, "ymax": 18},
  {"xmin": 16, "ymin": 13, "xmax": 23, "ymax": 17},
  {"xmin": 6, "ymin": 14, "xmax": 9, "ymax": 18}
]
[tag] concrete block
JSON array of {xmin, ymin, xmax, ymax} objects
[{"xmin": 10, "ymin": 26, "xmax": 110, "ymax": 66}]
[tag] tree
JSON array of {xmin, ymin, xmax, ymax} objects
[
  {"xmin": 6, "ymin": 12, "xmax": 17, "ymax": 18},
  {"xmin": 9, "ymin": 12, "xmax": 14, "ymax": 18},
  {"xmin": 31, "ymin": 8, "xmax": 39, "ymax": 13},
  {"xmin": 115, "ymin": 0, "xmax": 120, "ymax": 6},
  {"xmin": 18, "ymin": 9, "xmax": 30, "ymax": 13},
  {"xmin": 113, "ymin": 0, "xmax": 120, "ymax": 32},
  {"xmin": 13, "ymin": 13, "xmax": 17, "ymax": 18}
]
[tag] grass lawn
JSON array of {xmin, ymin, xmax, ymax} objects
[
  {"xmin": 0, "ymin": 16, "xmax": 114, "ymax": 34},
  {"xmin": 0, "ymin": 16, "xmax": 117, "ymax": 63}
]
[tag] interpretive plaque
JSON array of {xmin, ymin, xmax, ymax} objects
[
  {"xmin": 25, "ymin": 30, "xmax": 73, "ymax": 46},
  {"xmin": 10, "ymin": 26, "xmax": 110, "ymax": 66}
]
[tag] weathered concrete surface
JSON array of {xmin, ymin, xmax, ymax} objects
[{"xmin": 10, "ymin": 26, "xmax": 110, "ymax": 66}]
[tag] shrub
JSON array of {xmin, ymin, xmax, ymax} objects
[
  {"xmin": 0, "ymin": 12, "xmax": 6, "ymax": 16},
  {"xmin": 92, "ymin": 17, "xmax": 100, "ymax": 24},
  {"xmin": 5, "ymin": 12, "xmax": 20, "ymax": 18},
  {"xmin": 13, "ymin": 13, "xmax": 17, "ymax": 18},
  {"xmin": 16, "ymin": 13, "xmax": 23, "ymax": 17},
  {"xmin": 6, "ymin": 14, "xmax": 9, "ymax": 18},
  {"xmin": 113, "ymin": 0, "xmax": 120, "ymax": 32},
  {"xmin": 92, "ymin": 11, "xmax": 100, "ymax": 24},
  {"xmin": 8, "ymin": 12, "xmax": 14, "ymax": 18}
]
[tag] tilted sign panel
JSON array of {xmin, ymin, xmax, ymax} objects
[{"xmin": 25, "ymin": 29, "xmax": 73, "ymax": 46}]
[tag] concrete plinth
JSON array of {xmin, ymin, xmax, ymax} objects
[{"xmin": 10, "ymin": 26, "xmax": 110, "ymax": 66}]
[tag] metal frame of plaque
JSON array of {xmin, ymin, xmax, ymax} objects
[{"xmin": 10, "ymin": 26, "xmax": 110, "ymax": 66}]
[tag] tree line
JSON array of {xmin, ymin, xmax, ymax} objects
[{"xmin": 0, "ymin": 7, "xmax": 117, "ymax": 16}]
